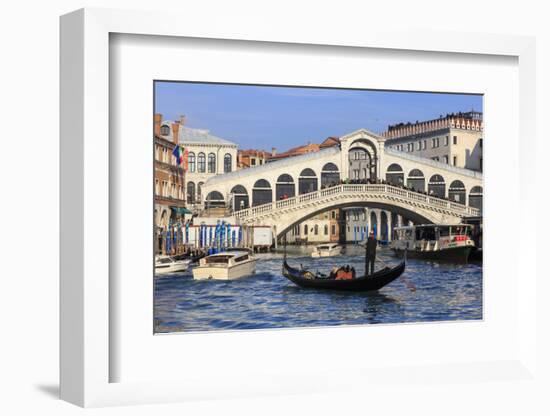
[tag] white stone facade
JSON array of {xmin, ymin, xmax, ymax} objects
[{"xmin": 158, "ymin": 121, "xmax": 238, "ymax": 207}]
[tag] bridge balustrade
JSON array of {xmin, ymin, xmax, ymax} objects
[
  {"xmin": 229, "ymin": 183, "xmax": 479, "ymax": 221},
  {"xmin": 276, "ymin": 196, "xmax": 297, "ymax": 209}
]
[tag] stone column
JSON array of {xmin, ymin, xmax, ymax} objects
[
  {"xmin": 387, "ymin": 210, "xmax": 392, "ymax": 242},
  {"xmin": 376, "ymin": 209, "xmax": 382, "ymax": 240}
]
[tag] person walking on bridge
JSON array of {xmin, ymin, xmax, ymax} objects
[{"xmin": 365, "ymin": 231, "xmax": 377, "ymax": 276}]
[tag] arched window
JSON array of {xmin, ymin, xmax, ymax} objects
[
  {"xmin": 188, "ymin": 152, "xmax": 196, "ymax": 173},
  {"xmin": 197, "ymin": 152, "xmax": 206, "ymax": 173},
  {"xmin": 299, "ymin": 168, "xmax": 318, "ymax": 194},
  {"xmin": 428, "ymin": 174, "xmax": 446, "ymax": 198},
  {"xmin": 205, "ymin": 191, "xmax": 225, "ymax": 208},
  {"xmin": 252, "ymin": 179, "xmax": 272, "ymax": 206},
  {"xmin": 469, "ymin": 186, "xmax": 483, "ymax": 210},
  {"xmin": 324, "ymin": 224, "xmax": 329, "ymax": 235},
  {"xmin": 314, "ymin": 224, "xmax": 319, "ymax": 235},
  {"xmin": 208, "ymin": 153, "xmax": 216, "ymax": 173},
  {"xmin": 449, "ymin": 180, "xmax": 466, "ymax": 204},
  {"xmin": 386, "ymin": 163, "xmax": 404, "ymax": 186},
  {"xmin": 160, "ymin": 125, "xmax": 170, "ymax": 136},
  {"xmin": 231, "ymin": 185, "xmax": 249, "ymax": 211},
  {"xmin": 224, "ymin": 153, "xmax": 232, "ymax": 173},
  {"xmin": 407, "ymin": 169, "xmax": 425, "ymax": 192},
  {"xmin": 276, "ymin": 174, "xmax": 295, "ymax": 199},
  {"xmin": 321, "ymin": 163, "xmax": 340, "ymax": 188},
  {"xmin": 186, "ymin": 182, "xmax": 195, "ymax": 204}
]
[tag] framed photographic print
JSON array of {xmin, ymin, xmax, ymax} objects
[{"xmin": 60, "ymin": 8, "xmax": 539, "ymax": 408}]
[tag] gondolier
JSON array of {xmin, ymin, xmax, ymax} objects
[{"xmin": 365, "ymin": 231, "xmax": 377, "ymax": 276}]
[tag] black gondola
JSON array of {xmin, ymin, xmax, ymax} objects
[{"xmin": 281, "ymin": 259, "xmax": 405, "ymax": 292}]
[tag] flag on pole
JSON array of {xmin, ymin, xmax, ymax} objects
[{"xmin": 172, "ymin": 144, "xmax": 184, "ymax": 166}]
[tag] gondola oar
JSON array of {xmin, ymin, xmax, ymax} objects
[{"xmin": 376, "ymin": 251, "xmax": 416, "ymax": 292}]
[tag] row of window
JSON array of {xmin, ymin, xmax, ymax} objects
[
  {"xmin": 187, "ymin": 152, "xmax": 232, "ymax": 174},
  {"xmin": 154, "ymin": 145, "xmax": 233, "ymax": 173},
  {"xmin": 154, "ymin": 179, "xmax": 184, "ymax": 200},
  {"xmin": 290, "ymin": 224, "xmax": 337, "ymax": 236},
  {"xmin": 393, "ymin": 135, "xmax": 460, "ymax": 152}
]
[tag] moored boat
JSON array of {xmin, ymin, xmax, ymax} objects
[
  {"xmin": 155, "ymin": 256, "xmax": 192, "ymax": 275},
  {"xmin": 311, "ymin": 243, "xmax": 343, "ymax": 258},
  {"xmin": 390, "ymin": 224, "xmax": 474, "ymax": 263},
  {"xmin": 192, "ymin": 249, "xmax": 256, "ymax": 280}
]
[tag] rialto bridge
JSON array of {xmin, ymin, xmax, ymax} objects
[{"xmin": 201, "ymin": 129, "xmax": 482, "ymax": 239}]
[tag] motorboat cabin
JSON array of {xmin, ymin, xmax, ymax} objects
[
  {"xmin": 192, "ymin": 249, "xmax": 256, "ymax": 280},
  {"xmin": 155, "ymin": 256, "xmax": 192, "ymax": 276},
  {"xmin": 390, "ymin": 224, "xmax": 475, "ymax": 263},
  {"xmin": 311, "ymin": 243, "xmax": 343, "ymax": 258}
]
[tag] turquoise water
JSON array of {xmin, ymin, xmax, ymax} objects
[{"xmin": 154, "ymin": 245, "xmax": 482, "ymax": 333}]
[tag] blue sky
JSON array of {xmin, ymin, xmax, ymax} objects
[{"xmin": 155, "ymin": 82, "xmax": 482, "ymax": 151}]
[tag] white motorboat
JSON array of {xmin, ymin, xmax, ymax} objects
[
  {"xmin": 155, "ymin": 255, "xmax": 192, "ymax": 275},
  {"xmin": 192, "ymin": 249, "xmax": 256, "ymax": 280},
  {"xmin": 311, "ymin": 243, "xmax": 343, "ymax": 258}
]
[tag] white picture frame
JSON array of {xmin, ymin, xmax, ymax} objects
[{"xmin": 60, "ymin": 8, "xmax": 538, "ymax": 408}]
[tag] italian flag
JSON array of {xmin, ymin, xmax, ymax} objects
[{"xmin": 172, "ymin": 144, "xmax": 184, "ymax": 166}]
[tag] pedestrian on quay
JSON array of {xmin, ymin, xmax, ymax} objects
[{"xmin": 365, "ymin": 231, "xmax": 377, "ymax": 276}]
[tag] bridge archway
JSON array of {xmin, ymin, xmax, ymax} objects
[
  {"xmin": 469, "ymin": 186, "xmax": 483, "ymax": 210},
  {"xmin": 321, "ymin": 163, "xmax": 340, "ymax": 188},
  {"xmin": 205, "ymin": 191, "xmax": 225, "ymax": 208},
  {"xmin": 266, "ymin": 199, "xmax": 451, "ymax": 240},
  {"xmin": 428, "ymin": 174, "xmax": 446, "ymax": 198},
  {"xmin": 449, "ymin": 180, "xmax": 466, "ymax": 204},
  {"xmin": 407, "ymin": 169, "xmax": 425, "ymax": 191},
  {"xmin": 299, "ymin": 168, "xmax": 318, "ymax": 194},
  {"xmin": 252, "ymin": 179, "xmax": 272, "ymax": 206},
  {"xmin": 386, "ymin": 163, "xmax": 404, "ymax": 186},
  {"xmin": 230, "ymin": 185, "xmax": 249, "ymax": 211},
  {"xmin": 276, "ymin": 174, "xmax": 295, "ymax": 199},
  {"xmin": 349, "ymin": 140, "xmax": 377, "ymax": 181}
]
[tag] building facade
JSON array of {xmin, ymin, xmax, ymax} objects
[
  {"xmin": 237, "ymin": 149, "xmax": 271, "ymax": 169},
  {"xmin": 155, "ymin": 114, "xmax": 238, "ymax": 211},
  {"xmin": 153, "ymin": 116, "xmax": 187, "ymax": 254},
  {"xmin": 382, "ymin": 111, "xmax": 483, "ymax": 172}
]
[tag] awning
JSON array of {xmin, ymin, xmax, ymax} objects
[{"xmin": 170, "ymin": 206, "xmax": 192, "ymax": 215}]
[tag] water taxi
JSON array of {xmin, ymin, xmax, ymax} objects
[
  {"xmin": 390, "ymin": 224, "xmax": 475, "ymax": 263},
  {"xmin": 155, "ymin": 256, "xmax": 192, "ymax": 275},
  {"xmin": 192, "ymin": 249, "xmax": 256, "ymax": 280},
  {"xmin": 311, "ymin": 243, "xmax": 343, "ymax": 258}
]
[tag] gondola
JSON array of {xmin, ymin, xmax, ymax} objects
[{"xmin": 281, "ymin": 259, "xmax": 405, "ymax": 292}]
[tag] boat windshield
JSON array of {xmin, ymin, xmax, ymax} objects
[
  {"xmin": 205, "ymin": 256, "xmax": 231, "ymax": 264},
  {"xmin": 450, "ymin": 225, "xmax": 471, "ymax": 236},
  {"xmin": 157, "ymin": 258, "xmax": 172, "ymax": 264},
  {"xmin": 234, "ymin": 255, "xmax": 249, "ymax": 262}
]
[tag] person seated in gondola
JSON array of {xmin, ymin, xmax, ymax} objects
[
  {"xmin": 336, "ymin": 265, "xmax": 353, "ymax": 280},
  {"xmin": 329, "ymin": 266, "xmax": 338, "ymax": 279}
]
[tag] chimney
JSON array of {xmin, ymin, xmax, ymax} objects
[
  {"xmin": 179, "ymin": 115, "xmax": 186, "ymax": 126},
  {"xmin": 154, "ymin": 113, "xmax": 162, "ymax": 136},
  {"xmin": 171, "ymin": 122, "xmax": 180, "ymax": 144},
  {"xmin": 271, "ymin": 147, "xmax": 277, "ymax": 157}
]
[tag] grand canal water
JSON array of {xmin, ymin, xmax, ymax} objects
[{"xmin": 154, "ymin": 245, "xmax": 482, "ymax": 333}]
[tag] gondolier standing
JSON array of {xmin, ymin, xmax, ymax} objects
[{"xmin": 365, "ymin": 231, "xmax": 377, "ymax": 276}]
